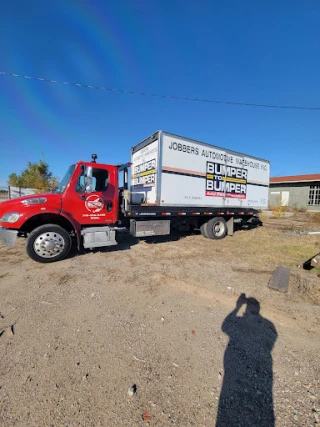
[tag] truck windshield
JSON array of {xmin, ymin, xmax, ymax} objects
[{"xmin": 55, "ymin": 165, "xmax": 75, "ymax": 194}]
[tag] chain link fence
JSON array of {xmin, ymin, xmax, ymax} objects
[{"xmin": 0, "ymin": 186, "xmax": 9, "ymax": 201}]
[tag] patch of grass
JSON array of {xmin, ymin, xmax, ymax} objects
[
  {"xmin": 215, "ymin": 226, "xmax": 319, "ymax": 269},
  {"xmin": 278, "ymin": 243, "xmax": 311, "ymax": 261},
  {"xmin": 292, "ymin": 207, "xmax": 307, "ymax": 214},
  {"xmin": 310, "ymin": 212, "xmax": 320, "ymax": 224}
]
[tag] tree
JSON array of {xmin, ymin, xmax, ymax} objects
[
  {"xmin": 8, "ymin": 160, "xmax": 59, "ymax": 192},
  {"xmin": 7, "ymin": 173, "xmax": 22, "ymax": 188}
]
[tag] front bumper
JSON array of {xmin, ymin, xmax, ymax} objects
[{"xmin": 0, "ymin": 227, "xmax": 18, "ymax": 247}]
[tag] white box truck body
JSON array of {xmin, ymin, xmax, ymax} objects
[{"xmin": 131, "ymin": 131, "xmax": 269, "ymax": 209}]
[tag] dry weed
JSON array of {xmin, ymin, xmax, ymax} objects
[{"xmin": 310, "ymin": 212, "xmax": 320, "ymax": 224}]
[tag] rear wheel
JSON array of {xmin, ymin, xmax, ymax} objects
[
  {"xmin": 206, "ymin": 217, "xmax": 227, "ymax": 240},
  {"xmin": 26, "ymin": 224, "xmax": 72, "ymax": 263}
]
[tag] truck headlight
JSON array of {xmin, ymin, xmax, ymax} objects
[
  {"xmin": 22, "ymin": 197, "xmax": 47, "ymax": 205},
  {"xmin": 0, "ymin": 212, "xmax": 21, "ymax": 223}
]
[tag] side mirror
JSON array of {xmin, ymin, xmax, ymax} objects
[{"xmin": 84, "ymin": 166, "xmax": 93, "ymax": 193}]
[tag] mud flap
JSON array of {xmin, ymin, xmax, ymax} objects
[{"xmin": 227, "ymin": 217, "xmax": 234, "ymax": 236}]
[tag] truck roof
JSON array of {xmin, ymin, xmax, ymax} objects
[{"xmin": 132, "ymin": 130, "xmax": 270, "ymax": 164}]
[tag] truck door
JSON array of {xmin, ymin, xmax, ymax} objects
[{"xmin": 67, "ymin": 165, "xmax": 118, "ymax": 225}]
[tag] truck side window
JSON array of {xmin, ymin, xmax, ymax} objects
[
  {"xmin": 93, "ymin": 169, "xmax": 109, "ymax": 192},
  {"xmin": 76, "ymin": 175, "xmax": 85, "ymax": 193},
  {"xmin": 76, "ymin": 168, "xmax": 108, "ymax": 193},
  {"xmin": 76, "ymin": 175, "xmax": 97, "ymax": 192}
]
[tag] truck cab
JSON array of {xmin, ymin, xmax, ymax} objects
[
  {"xmin": 0, "ymin": 156, "xmax": 124, "ymax": 263},
  {"xmin": 60, "ymin": 160, "xmax": 119, "ymax": 226}
]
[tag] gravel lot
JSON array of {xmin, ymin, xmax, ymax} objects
[{"xmin": 0, "ymin": 216, "xmax": 319, "ymax": 426}]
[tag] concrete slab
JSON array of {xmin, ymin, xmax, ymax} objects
[{"xmin": 268, "ymin": 266, "xmax": 290, "ymax": 292}]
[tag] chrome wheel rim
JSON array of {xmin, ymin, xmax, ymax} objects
[
  {"xmin": 33, "ymin": 232, "xmax": 65, "ymax": 258},
  {"xmin": 213, "ymin": 221, "xmax": 225, "ymax": 237}
]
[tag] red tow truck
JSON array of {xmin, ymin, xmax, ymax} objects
[{"xmin": 0, "ymin": 131, "xmax": 269, "ymax": 263}]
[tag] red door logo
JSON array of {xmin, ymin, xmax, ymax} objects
[{"xmin": 85, "ymin": 195, "xmax": 104, "ymax": 213}]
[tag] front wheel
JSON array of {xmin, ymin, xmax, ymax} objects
[
  {"xmin": 206, "ymin": 217, "xmax": 227, "ymax": 240},
  {"xmin": 26, "ymin": 224, "xmax": 72, "ymax": 263}
]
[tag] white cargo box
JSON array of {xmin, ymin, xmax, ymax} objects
[{"xmin": 130, "ymin": 131, "xmax": 270, "ymax": 209}]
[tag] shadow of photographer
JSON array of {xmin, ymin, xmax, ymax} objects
[{"xmin": 216, "ymin": 294, "xmax": 278, "ymax": 427}]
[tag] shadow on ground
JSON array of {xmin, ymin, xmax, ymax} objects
[
  {"xmin": 67, "ymin": 222, "xmax": 262, "ymax": 259},
  {"xmin": 216, "ymin": 294, "xmax": 278, "ymax": 427},
  {"xmin": 68, "ymin": 231, "xmax": 184, "ymax": 259}
]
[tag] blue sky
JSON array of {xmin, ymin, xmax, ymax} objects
[{"xmin": 0, "ymin": 0, "xmax": 319, "ymax": 186}]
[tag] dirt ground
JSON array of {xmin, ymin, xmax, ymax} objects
[{"xmin": 0, "ymin": 215, "xmax": 319, "ymax": 426}]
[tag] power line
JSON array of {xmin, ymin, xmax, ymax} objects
[{"xmin": 1, "ymin": 71, "xmax": 319, "ymax": 111}]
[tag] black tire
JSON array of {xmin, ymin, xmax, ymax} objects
[
  {"xmin": 206, "ymin": 217, "xmax": 227, "ymax": 240},
  {"xmin": 26, "ymin": 224, "xmax": 72, "ymax": 263},
  {"xmin": 200, "ymin": 223, "xmax": 208, "ymax": 238},
  {"xmin": 247, "ymin": 216, "xmax": 262, "ymax": 227}
]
